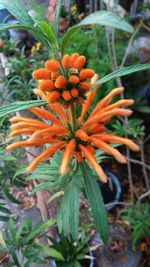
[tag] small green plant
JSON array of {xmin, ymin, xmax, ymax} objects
[
  {"xmin": 121, "ymin": 203, "xmax": 150, "ymax": 245},
  {"xmin": 0, "ymin": 218, "xmax": 62, "ymax": 267},
  {"xmin": 48, "ymin": 230, "xmax": 92, "ymax": 267}
]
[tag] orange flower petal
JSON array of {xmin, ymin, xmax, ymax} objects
[
  {"xmin": 86, "ymin": 144, "xmax": 96, "ymax": 154},
  {"xmin": 78, "ymin": 74, "xmax": 100, "ymax": 124},
  {"xmin": 27, "ymin": 142, "xmax": 65, "ymax": 173},
  {"xmin": 45, "ymin": 59, "xmax": 59, "ymax": 72},
  {"xmin": 69, "ymin": 75, "xmax": 79, "ymax": 84},
  {"xmin": 39, "ymin": 80, "xmax": 55, "ymax": 91},
  {"xmin": 80, "ymin": 81, "xmax": 91, "ymax": 91},
  {"xmin": 55, "ymin": 76, "xmax": 67, "ymax": 89},
  {"xmin": 33, "ymin": 89, "xmax": 48, "ymax": 101},
  {"xmin": 71, "ymin": 88, "xmax": 79, "ymax": 98},
  {"xmin": 96, "ymin": 134, "xmax": 140, "ymax": 152},
  {"xmin": 29, "ymin": 107, "xmax": 62, "ymax": 125},
  {"xmin": 79, "ymin": 69, "xmax": 95, "ymax": 80},
  {"xmin": 32, "ymin": 68, "xmax": 51, "ymax": 80},
  {"xmin": 69, "ymin": 53, "xmax": 79, "ymax": 66},
  {"xmin": 61, "ymin": 54, "xmax": 70, "ymax": 68},
  {"xmin": 9, "ymin": 129, "xmax": 35, "ymax": 137},
  {"xmin": 91, "ymin": 137, "xmax": 126, "ymax": 164},
  {"xmin": 90, "ymin": 87, "xmax": 124, "ymax": 117},
  {"xmin": 79, "ymin": 144, "xmax": 107, "ymax": 183},
  {"xmin": 75, "ymin": 129, "xmax": 89, "ymax": 142},
  {"xmin": 62, "ymin": 91, "xmax": 72, "ymax": 101},
  {"xmin": 59, "ymin": 139, "xmax": 76, "ymax": 175},
  {"xmin": 74, "ymin": 56, "xmax": 86, "ymax": 70},
  {"xmin": 75, "ymin": 151, "xmax": 83, "ymax": 162},
  {"xmin": 47, "ymin": 91, "xmax": 60, "ymax": 103}
]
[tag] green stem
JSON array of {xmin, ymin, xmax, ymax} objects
[{"xmin": 70, "ymin": 103, "xmax": 77, "ymax": 132}]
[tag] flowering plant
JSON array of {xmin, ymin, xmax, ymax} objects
[{"xmin": 0, "ymin": 0, "xmax": 150, "ymax": 244}]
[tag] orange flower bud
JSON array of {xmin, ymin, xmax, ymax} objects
[
  {"xmin": 75, "ymin": 129, "xmax": 89, "ymax": 142},
  {"xmin": 71, "ymin": 88, "xmax": 79, "ymax": 98},
  {"xmin": 86, "ymin": 144, "xmax": 96, "ymax": 154},
  {"xmin": 69, "ymin": 75, "xmax": 79, "ymax": 84},
  {"xmin": 70, "ymin": 53, "xmax": 79, "ymax": 66},
  {"xmin": 79, "ymin": 69, "xmax": 95, "ymax": 80},
  {"xmin": 62, "ymin": 91, "xmax": 72, "ymax": 101},
  {"xmin": 62, "ymin": 54, "xmax": 70, "ymax": 68},
  {"xmin": 39, "ymin": 80, "xmax": 55, "ymax": 91},
  {"xmin": 78, "ymin": 98, "xmax": 83, "ymax": 104},
  {"xmin": 55, "ymin": 76, "xmax": 67, "ymax": 89},
  {"xmin": 75, "ymin": 151, "xmax": 83, "ymax": 162},
  {"xmin": 74, "ymin": 56, "xmax": 86, "ymax": 70},
  {"xmin": 47, "ymin": 91, "xmax": 60, "ymax": 103},
  {"xmin": 32, "ymin": 68, "xmax": 51, "ymax": 80},
  {"xmin": 80, "ymin": 82, "xmax": 91, "ymax": 91},
  {"xmin": 45, "ymin": 59, "xmax": 59, "ymax": 72},
  {"xmin": 51, "ymin": 72, "xmax": 58, "ymax": 80}
]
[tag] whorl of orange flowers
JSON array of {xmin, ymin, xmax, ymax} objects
[
  {"xmin": 6, "ymin": 55, "xmax": 140, "ymax": 183},
  {"xmin": 32, "ymin": 53, "xmax": 95, "ymax": 107}
]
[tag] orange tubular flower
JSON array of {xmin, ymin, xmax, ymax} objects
[
  {"xmin": 32, "ymin": 53, "xmax": 95, "ymax": 106},
  {"xmin": 7, "ymin": 53, "xmax": 140, "ymax": 182}
]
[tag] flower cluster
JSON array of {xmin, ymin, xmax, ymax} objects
[
  {"xmin": 32, "ymin": 53, "xmax": 95, "ymax": 107},
  {"xmin": 6, "ymin": 59, "xmax": 140, "ymax": 183}
]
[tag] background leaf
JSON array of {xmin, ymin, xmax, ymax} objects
[
  {"xmin": 62, "ymin": 11, "xmax": 133, "ymax": 53},
  {"xmin": 0, "ymin": 100, "xmax": 46, "ymax": 117},
  {"xmin": 0, "ymin": 0, "xmax": 33, "ymax": 25},
  {"xmin": 57, "ymin": 172, "xmax": 81, "ymax": 239},
  {"xmin": 54, "ymin": 0, "xmax": 62, "ymax": 37},
  {"xmin": 93, "ymin": 64, "xmax": 150, "ymax": 87},
  {"xmin": 80, "ymin": 161, "xmax": 109, "ymax": 244}
]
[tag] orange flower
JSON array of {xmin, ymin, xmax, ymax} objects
[
  {"xmin": 62, "ymin": 91, "xmax": 72, "ymax": 101},
  {"xmin": 45, "ymin": 59, "xmax": 59, "ymax": 72},
  {"xmin": 32, "ymin": 68, "xmax": 51, "ymax": 80},
  {"xmin": 7, "ymin": 54, "xmax": 140, "ymax": 182},
  {"xmin": 32, "ymin": 53, "xmax": 94, "ymax": 107},
  {"xmin": 71, "ymin": 88, "xmax": 78, "ymax": 98},
  {"xmin": 39, "ymin": 80, "xmax": 55, "ymax": 91},
  {"xmin": 79, "ymin": 69, "xmax": 95, "ymax": 80},
  {"xmin": 69, "ymin": 75, "xmax": 79, "ymax": 84}
]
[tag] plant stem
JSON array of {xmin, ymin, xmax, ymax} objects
[{"xmin": 70, "ymin": 103, "xmax": 77, "ymax": 132}]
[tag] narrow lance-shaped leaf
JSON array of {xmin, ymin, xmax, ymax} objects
[
  {"xmin": 92, "ymin": 64, "xmax": 150, "ymax": 88},
  {"xmin": 0, "ymin": 24, "xmax": 51, "ymax": 49},
  {"xmin": 80, "ymin": 161, "xmax": 109, "ymax": 244},
  {"xmin": 0, "ymin": 100, "xmax": 46, "ymax": 117},
  {"xmin": 28, "ymin": 10, "xmax": 57, "ymax": 46},
  {"xmin": 0, "ymin": 0, "xmax": 33, "ymax": 26},
  {"xmin": 62, "ymin": 11, "xmax": 133, "ymax": 53},
  {"xmin": 54, "ymin": 0, "xmax": 62, "ymax": 37},
  {"xmin": 57, "ymin": 173, "xmax": 80, "ymax": 239}
]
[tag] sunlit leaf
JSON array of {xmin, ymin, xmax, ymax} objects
[
  {"xmin": 0, "ymin": 100, "xmax": 46, "ymax": 117},
  {"xmin": 80, "ymin": 161, "xmax": 109, "ymax": 244},
  {"xmin": 62, "ymin": 11, "xmax": 133, "ymax": 53}
]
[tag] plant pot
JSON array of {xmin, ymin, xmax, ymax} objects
[{"xmin": 98, "ymin": 170, "xmax": 122, "ymax": 211}]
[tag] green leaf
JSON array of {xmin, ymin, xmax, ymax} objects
[
  {"xmin": 80, "ymin": 161, "xmax": 109, "ymax": 244},
  {"xmin": 3, "ymin": 188, "xmax": 21, "ymax": 204},
  {"xmin": 0, "ymin": 0, "xmax": 33, "ymax": 26},
  {"xmin": 92, "ymin": 64, "xmax": 150, "ymax": 88},
  {"xmin": 57, "ymin": 173, "xmax": 80, "ymax": 239},
  {"xmin": 137, "ymin": 106, "xmax": 150, "ymax": 113},
  {"xmin": 28, "ymin": 9, "xmax": 43, "ymax": 24},
  {"xmin": 31, "ymin": 182, "xmax": 56, "ymax": 193},
  {"xmin": 62, "ymin": 11, "xmax": 133, "ymax": 53},
  {"xmin": 54, "ymin": 0, "xmax": 62, "ymax": 37},
  {"xmin": 28, "ymin": 10, "xmax": 56, "ymax": 45},
  {"xmin": 0, "ymin": 231, "xmax": 7, "ymax": 248},
  {"xmin": 26, "ymin": 219, "xmax": 56, "ymax": 242},
  {"xmin": 40, "ymin": 245, "xmax": 64, "ymax": 261},
  {"xmin": 0, "ymin": 24, "xmax": 51, "ymax": 49},
  {"xmin": 0, "ymin": 100, "xmax": 46, "ymax": 117},
  {"xmin": 48, "ymin": 191, "xmax": 64, "ymax": 204}
]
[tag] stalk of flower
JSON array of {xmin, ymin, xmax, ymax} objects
[{"xmin": 6, "ymin": 53, "xmax": 140, "ymax": 182}]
